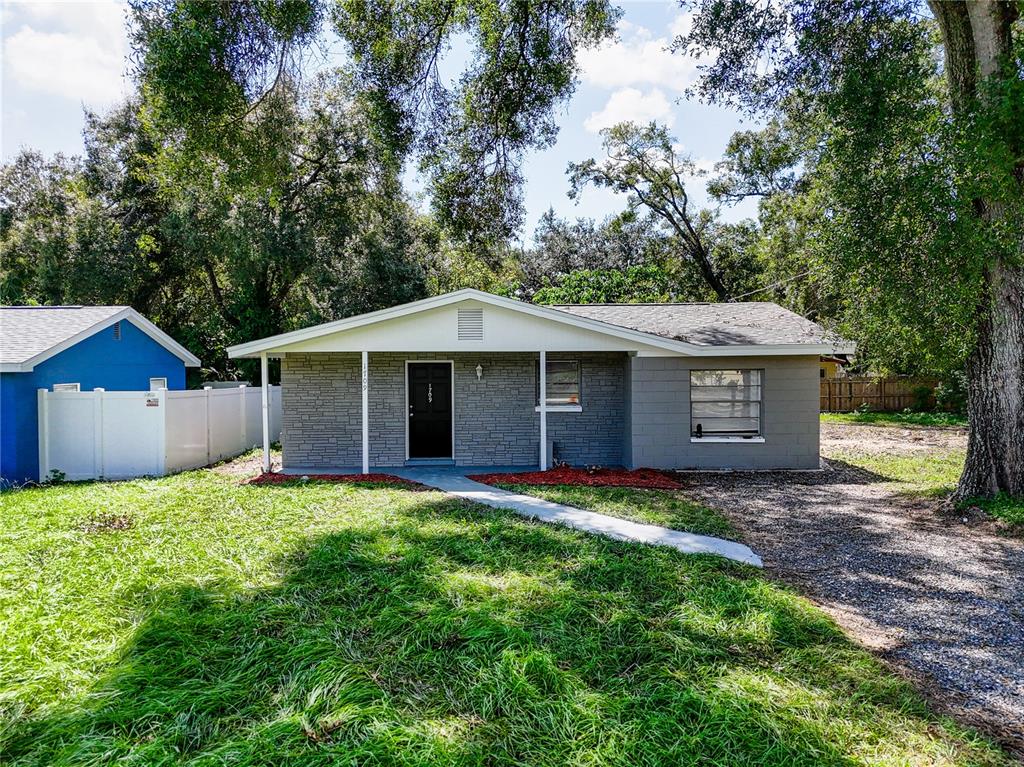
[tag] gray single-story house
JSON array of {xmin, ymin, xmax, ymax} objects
[{"xmin": 227, "ymin": 289, "xmax": 854, "ymax": 473}]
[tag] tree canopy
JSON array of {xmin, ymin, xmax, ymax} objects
[
  {"xmin": 678, "ymin": 0, "xmax": 1023, "ymax": 499},
  {"xmin": 129, "ymin": 0, "xmax": 619, "ymax": 241}
]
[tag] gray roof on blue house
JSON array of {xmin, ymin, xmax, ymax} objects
[
  {"xmin": 0, "ymin": 306, "xmax": 127, "ymax": 365},
  {"xmin": 0, "ymin": 305, "xmax": 201, "ymax": 370},
  {"xmin": 550, "ymin": 302, "xmax": 844, "ymax": 347}
]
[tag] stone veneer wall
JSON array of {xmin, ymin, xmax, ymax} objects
[{"xmin": 280, "ymin": 352, "xmax": 626, "ymax": 469}]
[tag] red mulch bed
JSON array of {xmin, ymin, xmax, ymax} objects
[
  {"xmin": 247, "ymin": 472, "xmax": 419, "ymax": 487},
  {"xmin": 468, "ymin": 466, "xmax": 683, "ymax": 490}
]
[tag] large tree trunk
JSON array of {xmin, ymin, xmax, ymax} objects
[
  {"xmin": 931, "ymin": 1, "xmax": 1024, "ymax": 500},
  {"xmin": 958, "ymin": 262, "xmax": 1024, "ymax": 499}
]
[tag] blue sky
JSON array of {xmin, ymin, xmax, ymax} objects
[{"xmin": 1, "ymin": 1, "xmax": 758, "ymax": 240}]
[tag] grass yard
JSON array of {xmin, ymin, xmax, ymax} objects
[
  {"xmin": 827, "ymin": 449, "xmax": 966, "ymax": 497},
  {"xmin": 821, "ymin": 411, "xmax": 968, "ymax": 428},
  {"xmin": 0, "ymin": 471, "xmax": 1013, "ymax": 766},
  {"xmin": 493, "ymin": 483, "xmax": 735, "ymax": 539},
  {"xmin": 829, "ymin": 449, "xmax": 1024, "ymax": 526}
]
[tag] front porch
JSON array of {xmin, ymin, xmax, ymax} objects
[{"xmin": 272, "ymin": 351, "xmax": 628, "ymax": 473}]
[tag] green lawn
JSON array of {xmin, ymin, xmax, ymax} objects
[
  {"xmin": 825, "ymin": 449, "xmax": 1024, "ymax": 529},
  {"xmin": 827, "ymin": 449, "xmax": 966, "ymax": 497},
  {"xmin": 0, "ymin": 471, "xmax": 1012, "ymax": 766},
  {"xmin": 820, "ymin": 411, "xmax": 968, "ymax": 428},
  {"xmin": 494, "ymin": 483, "xmax": 735, "ymax": 539}
]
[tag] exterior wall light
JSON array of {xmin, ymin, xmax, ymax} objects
[{"xmin": 475, "ymin": 364, "xmax": 483, "ymax": 380}]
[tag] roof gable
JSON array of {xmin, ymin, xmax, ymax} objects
[{"xmin": 0, "ymin": 306, "xmax": 201, "ymax": 372}]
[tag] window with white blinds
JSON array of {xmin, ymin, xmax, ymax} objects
[{"xmin": 690, "ymin": 369, "xmax": 762, "ymax": 438}]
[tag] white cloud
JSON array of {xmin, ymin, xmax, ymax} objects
[
  {"xmin": 583, "ymin": 87, "xmax": 673, "ymax": 134},
  {"xmin": 669, "ymin": 11, "xmax": 696, "ymax": 40},
  {"xmin": 3, "ymin": 1, "xmax": 130, "ymax": 106},
  {"xmin": 578, "ymin": 13, "xmax": 700, "ymax": 93}
]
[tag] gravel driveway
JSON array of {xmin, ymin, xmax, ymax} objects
[{"xmin": 683, "ymin": 423, "xmax": 1024, "ymax": 754}]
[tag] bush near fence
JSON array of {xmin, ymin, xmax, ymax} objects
[
  {"xmin": 820, "ymin": 376, "xmax": 938, "ymax": 413},
  {"xmin": 37, "ymin": 385, "xmax": 281, "ymax": 482}
]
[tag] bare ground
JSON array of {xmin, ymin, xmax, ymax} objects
[
  {"xmin": 820, "ymin": 420, "xmax": 968, "ymax": 455},
  {"xmin": 682, "ymin": 422, "xmax": 1024, "ymax": 755},
  {"xmin": 211, "ymin": 447, "xmax": 282, "ymax": 478}
]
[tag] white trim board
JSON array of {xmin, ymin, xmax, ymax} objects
[
  {"xmin": 227, "ymin": 289, "xmax": 856, "ymax": 360},
  {"xmin": 2, "ymin": 308, "xmax": 201, "ymax": 372}
]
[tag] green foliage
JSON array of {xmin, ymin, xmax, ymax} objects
[
  {"xmin": 568, "ymin": 121, "xmax": 732, "ymax": 299},
  {"xmin": 969, "ymin": 494, "xmax": 1024, "ymax": 528},
  {"xmin": 518, "ymin": 209, "xmax": 670, "ymax": 293},
  {"xmin": 1, "ymin": 73, "xmax": 431, "ymax": 379},
  {"xmin": 933, "ymin": 372, "xmax": 968, "ymax": 415},
  {"xmin": 130, "ymin": 0, "xmax": 620, "ymax": 240},
  {"xmin": 416, "ymin": 219, "xmax": 524, "ymax": 296},
  {"xmin": 680, "ymin": 2, "xmax": 1021, "ymax": 378},
  {"xmin": 707, "ymin": 121, "xmax": 800, "ymax": 202},
  {"xmin": 0, "ymin": 152, "xmax": 91, "ymax": 305},
  {"xmin": 130, "ymin": 0, "xmax": 324, "ymax": 182},
  {"xmin": 0, "ymin": 470, "xmax": 1010, "ymax": 764},
  {"xmin": 532, "ymin": 265, "xmax": 673, "ymax": 304}
]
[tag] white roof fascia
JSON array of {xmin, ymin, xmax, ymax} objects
[
  {"xmin": 8, "ymin": 308, "xmax": 201, "ymax": 372},
  {"xmin": 226, "ymin": 288, "xmax": 855, "ymax": 359}
]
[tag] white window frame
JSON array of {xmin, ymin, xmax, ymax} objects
[
  {"xmin": 52, "ymin": 383, "xmax": 80, "ymax": 392},
  {"xmin": 149, "ymin": 377, "xmax": 168, "ymax": 390},
  {"xmin": 689, "ymin": 369, "xmax": 764, "ymax": 443},
  {"xmin": 535, "ymin": 359, "xmax": 582, "ymax": 412}
]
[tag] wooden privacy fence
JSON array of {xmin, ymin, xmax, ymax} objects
[
  {"xmin": 820, "ymin": 376, "xmax": 937, "ymax": 413},
  {"xmin": 37, "ymin": 385, "xmax": 282, "ymax": 482}
]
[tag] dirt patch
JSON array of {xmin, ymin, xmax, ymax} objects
[
  {"xmin": 211, "ymin": 449, "xmax": 282, "ymax": 479},
  {"xmin": 820, "ymin": 421, "xmax": 967, "ymax": 456},
  {"xmin": 79, "ymin": 513, "xmax": 133, "ymax": 534}
]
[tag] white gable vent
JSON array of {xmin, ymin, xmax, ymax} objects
[{"xmin": 457, "ymin": 308, "xmax": 484, "ymax": 341}]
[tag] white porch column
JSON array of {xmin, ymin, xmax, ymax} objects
[
  {"xmin": 260, "ymin": 353, "xmax": 271, "ymax": 473},
  {"xmin": 361, "ymin": 350, "xmax": 369, "ymax": 474},
  {"xmin": 539, "ymin": 350, "xmax": 547, "ymax": 470}
]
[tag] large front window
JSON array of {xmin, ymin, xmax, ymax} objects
[
  {"xmin": 537, "ymin": 360, "xmax": 580, "ymax": 405},
  {"xmin": 690, "ymin": 369, "xmax": 762, "ymax": 438}
]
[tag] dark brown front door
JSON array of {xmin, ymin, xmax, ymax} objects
[{"xmin": 408, "ymin": 362, "xmax": 452, "ymax": 458}]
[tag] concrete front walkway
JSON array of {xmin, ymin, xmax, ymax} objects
[{"xmin": 393, "ymin": 467, "xmax": 763, "ymax": 567}]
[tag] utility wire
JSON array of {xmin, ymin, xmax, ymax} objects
[{"xmin": 728, "ymin": 269, "xmax": 816, "ymax": 301}]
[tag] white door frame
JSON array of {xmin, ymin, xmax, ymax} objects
[{"xmin": 404, "ymin": 359, "xmax": 455, "ymax": 460}]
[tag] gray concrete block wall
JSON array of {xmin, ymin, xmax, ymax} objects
[
  {"xmin": 547, "ymin": 353, "xmax": 625, "ymax": 466},
  {"xmin": 624, "ymin": 355, "xmax": 820, "ymax": 470},
  {"xmin": 280, "ymin": 351, "xmax": 626, "ymax": 468}
]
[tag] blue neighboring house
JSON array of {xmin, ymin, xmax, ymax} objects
[{"xmin": 1, "ymin": 306, "xmax": 201, "ymax": 484}]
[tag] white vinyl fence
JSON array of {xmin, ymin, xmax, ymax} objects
[{"xmin": 37, "ymin": 385, "xmax": 281, "ymax": 481}]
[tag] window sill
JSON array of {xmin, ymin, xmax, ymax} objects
[
  {"xmin": 535, "ymin": 404, "xmax": 582, "ymax": 413},
  {"xmin": 690, "ymin": 436, "xmax": 765, "ymax": 444}
]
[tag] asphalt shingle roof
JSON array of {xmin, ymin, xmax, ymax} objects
[
  {"xmin": 0, "ymin": 306, "xmax": 126, "ymax": 365},
  {"xmin": 550, "ymin": 302, "xmax": 843, "ymax": 347}
]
